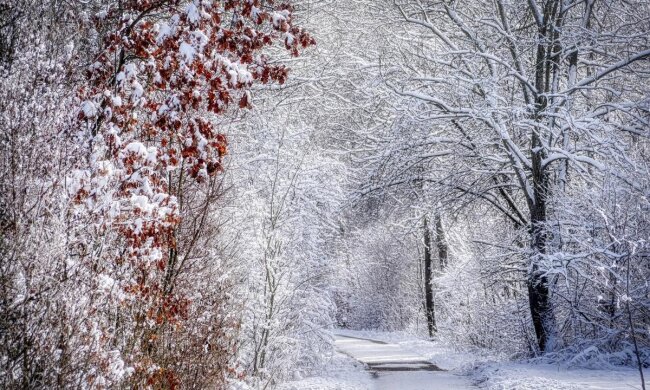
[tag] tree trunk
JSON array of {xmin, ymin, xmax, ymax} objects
[
  {"xmin": 529, "ymin": 135, "xmax": 555, "ymax": 353},
  {"xmin": 423, "ymin": 216, "xmax": 436, "ymax": 337},
  {"xmin": 526, "ymin": 0, "xmax": 559, "ymax": 353},
  {"xmin": 434, "ymin": 213, "xmax": 448, "ymax": 270}
]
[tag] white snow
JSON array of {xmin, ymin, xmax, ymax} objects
[
  {"xmin": 286, "ymin": 33, "xmax": 295, "ymax": 46},
  {"xmin": 179, "ymin": 42, "xmax": 196, "ymax": 63},
  {"xmin": 145, "ymin": 146, "xmax": 157, "ymax": 165},
  {"xmin": 123, "ymin": 63, "xmax": 137, "ymax": 79},
  {"xmin": 130, "ymin": 195, "xmax": 152, "ymax": 213},
  {"xmin": 276, "ymin": 353, "xmax": 373, "ymax": 390},
  {"xmin": 131, "ymin": 80, "xmax": 144, "ymax": 101},
  {"xmin": 111, "ymin": 95, "xmax": 122, "ymax": 107},
  {"xmin": 156, "ymin": 22, "xmax": 174, "ymax": 43},
  {"xmin": 278, "ymin": 330, "xmax": 649, "ymax": 390},
  {"xmin": 272, "ymin": 10, "xmax": 290, "ymax": 27},
  {"xmin": 471, "ymin": 361, "xmax": 649, "ymax": 390},
  {"xmin": 122, "ymin": 142, "xmax": 147, "ymax": 157},
  {"xmin": 335, "ymin": 335, "xmax": 430, "ymax": 364},
  {"xmin": 334, "ymin": 331, "xmax": 474, "ymax": 389},
  {"xmin": 81, "ymin": 100, "xmax": 97, "ymax": 118},
  {"xmin": 186, "ymin": 3, "xmax": 200, "ymax": 24}
]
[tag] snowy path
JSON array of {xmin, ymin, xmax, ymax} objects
[
  {"xmin": 334, "ymin": 333, "xmax": 474, "ymax": 389},
  {"xmin": 279, "ymin": 331, "xmax": 648, "ymax": 390}
]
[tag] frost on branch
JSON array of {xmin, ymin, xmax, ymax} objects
[{"xmin": 73, "ymin": 0, "xmax": 314, "ymax": 387}]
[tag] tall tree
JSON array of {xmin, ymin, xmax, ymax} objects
[
  {"xmin": 388, "ymin": 0, "xmax": 650, "ymax": 353},
  {"xmin": 423, "ymin": 216, "xmax": 436, "ymax": 337}
]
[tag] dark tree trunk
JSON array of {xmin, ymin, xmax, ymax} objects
[
  {"xmin": 423, "ymin": 216, "xmax": 436, "ymax": 337},
  {"xmin": 526, "ymin": 0, "xmax": 560, "ymax": 353},
  {"xmin": 434, "ymin": 214, "xmax": 448, "ymax": 270},
  {"xmin": 527, "ymin": 264, "xmax": 553, "ymax": 352},
  {"xmin": 529, "ymin": 131, "xmax": 555, "ymax": 353}
]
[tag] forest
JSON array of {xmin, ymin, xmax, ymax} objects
[{"xmin": 0, "ymin": 0, "xmax": 649, "ymax": 389}]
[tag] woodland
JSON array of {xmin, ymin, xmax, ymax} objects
[{"xmin": 0, "ymin": 0, "xmax": 649, "ymax": 389}]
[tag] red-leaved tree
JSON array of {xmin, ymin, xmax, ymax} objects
[{"xmin": 74, "ymin": 0, "xmax": 313, "ymax": 387}]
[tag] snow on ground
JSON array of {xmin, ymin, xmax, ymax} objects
[
  {"xmin": 334, "ymin": 329, "xmax": 476, "ymax": 372},
  {"xmin": 334, "ymin": 330, "xmax": 475, "ymax": 389},
  {"xmin": 277, "ymin": 330, "xmax": 648, "ymax": 390},
  {"xmin": 276, "ymin": 330, "xmax": 473, "ymax": 390},
  {"xmin": 469, "ymin": 361, "xmax": 648, "ymax": 390},
  {"xmin": 334, "ymin": 334, "xmax": 433, "ymax": 364},
  {"xmin": 276, "ymin": 352, "xmax": 373, "ymax": 390}
]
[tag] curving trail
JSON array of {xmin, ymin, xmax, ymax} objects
[{"xmin": 334, "ymin": 333, "xmax": 475, "ymax": 389}]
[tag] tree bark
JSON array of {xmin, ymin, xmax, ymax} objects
[
  {"xmin": 434, "ymin": 213, "xmax": 448, "ymax": 270},
  {"xmin": 423, "ymin": 216, "xmax": 436, "ymax": 337},
  {"xmin": 529, "ymin": 128, "xmax": 555, "ymax": 353},
  {"xmin": 526, "ymin": 0, "xmax": 559, "ymax": 353}
]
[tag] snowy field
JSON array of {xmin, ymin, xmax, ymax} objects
[{"xmin": 279, "ymin": 330, "xmax": 648, "ymax": 390}]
